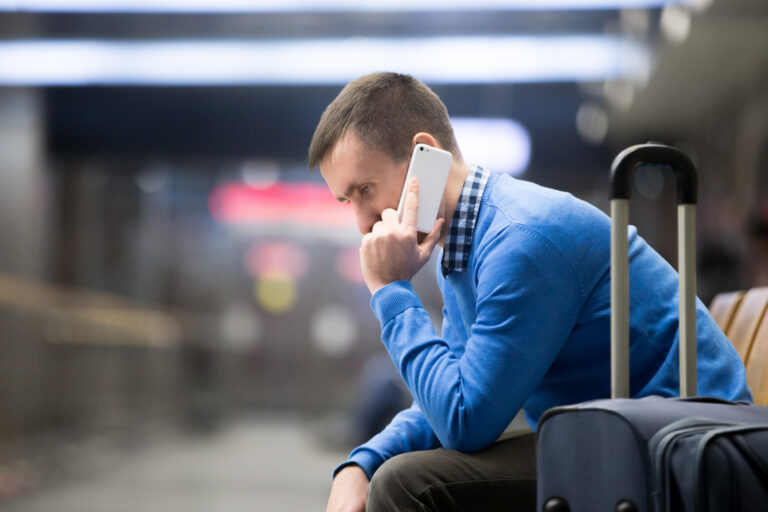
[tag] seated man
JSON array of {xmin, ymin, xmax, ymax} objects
[{"xmin": 307, "ymin": 72, "xmax": 751, "ymax": 512}]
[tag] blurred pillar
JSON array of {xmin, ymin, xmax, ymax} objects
[
  {"xmin": 55, "ymin": 160, "xmax": 80, "ymax": 286},
  {"xmin": 0, "ymin": 89, "xmax": 48, "ymax": 280}
]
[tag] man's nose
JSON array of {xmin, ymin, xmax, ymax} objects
[
  {"xmin": 357, "ymin": 216, "xmax": 378, "ymax": 235},
  {"xmin": 354, "ymin": 204, "xmax": 379, "ymax": 235}
]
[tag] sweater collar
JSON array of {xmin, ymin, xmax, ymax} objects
[{"xmin": 441, "ymin": 165, "xmax": 490, "ymax": 277}]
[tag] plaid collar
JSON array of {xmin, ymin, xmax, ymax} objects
[{"xmin": 441, "ymin": 165, "xmax": 491, "ymax": 277}]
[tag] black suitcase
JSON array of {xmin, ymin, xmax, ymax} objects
[
  {"xmin": 649, "ymin": 416, "xmax": 768, "ymax": 511},
  {"xmin": 536, "ymin": 143, "xmax": 768, "ymax": 512}
]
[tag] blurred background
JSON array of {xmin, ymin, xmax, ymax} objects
[{"xmin": 0, "ymin": 0, "xmax": 767, "ymax": 510}]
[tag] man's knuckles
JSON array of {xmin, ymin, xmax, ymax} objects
[{"xmin": 363, "ymin": 226, "xmax": 415, "ymax": 244}]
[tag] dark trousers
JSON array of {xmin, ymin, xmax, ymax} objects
[{"xmin": 366, "ymin": 430, "xmax": 537, "ymax": 512}]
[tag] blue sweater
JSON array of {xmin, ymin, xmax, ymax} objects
[{"xmin": 342, "ymin": 172, "xmax": 751, "ymax": 479}]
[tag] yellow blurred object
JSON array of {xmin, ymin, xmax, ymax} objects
[{"xmin": 255, "ymin": 273, "xmax": 297, "ymax": 313}]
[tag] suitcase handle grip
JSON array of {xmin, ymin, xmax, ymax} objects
[
  {"xmin": 609, "ymin": 143, "xmax": 698, "ymax": 400},
  {"xmin": 610, "ymin": 143, "xmax": 697, "ymax": 205}
]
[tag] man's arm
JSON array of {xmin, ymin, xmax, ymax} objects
[
  {"xmin": 326, "ymin": 402, "xmax": 440, "ymax": 511},
  {"xmin": 372, "ymin": 224, "xmax": 581, "ymax": 451},
  {"xmin": 333, "ymin": 402, "xmax": 439, "ymax": 479},
  {"xmin": 359, "ymin": 178, "xmax": 581, "ymax": 448},
  {"xmin": 326, "ymin": 294, "xmax": 464, "ymax": 512}
]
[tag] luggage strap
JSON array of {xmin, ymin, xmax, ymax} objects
[
  {"xmin": 695, "ymin": 424, "xmax": 768, "ymax": 512},
  {"xmin": 729, "ymin": 433, "xmax": 768, "ymax": 495},
  {"xmin": 648, "ymin": 417, "xmax": 735, "ymax": 512}
]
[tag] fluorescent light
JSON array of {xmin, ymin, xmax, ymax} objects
[
  {"xmin": 451, "ymin": 118, "xmax": 531, "ymax": 176},
  {"xmin": 0, "ymin": 37, "xmax": 651, "ymax": 85},
  {"xmin": 0, "ymin": 0, "xmax": 699, "ymax": 13}
]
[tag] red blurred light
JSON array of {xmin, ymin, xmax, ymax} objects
[
  {"xmin": 209, "ymin": 181, "xmax": 353, "ymax": 227},
  {"xmin": 244, "ymin": 241, "xmax": 308, "ymax": 280}
]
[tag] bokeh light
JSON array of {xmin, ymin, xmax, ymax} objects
[
  {"xmin": 451, "ymin": 117, "xmax": 531, "ymax": 176},
  {"xmin": 219, "ymin": 302, "xmax": 263, "ymax": 350},
  {"xmin": 255, "ymin": 272, "xmax": 297, "ymax": 314},
  {"xmin": 209, "ymin": 181, "xmax": 353, "ymax": 227},
  {"xmin": 310, "ymin": 303, "xmax": 358, "ymax": 357},
  {"xmin": 244, "ymin": 240, "xmax": 308, "ymax": 280},
  {"xmin": 246, "ymin": 241, "xmax": 308, "ymax": 314}
]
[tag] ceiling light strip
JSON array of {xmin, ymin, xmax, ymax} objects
[
  {"xmin": 0, "ymin": 0, "xmax": 698, "ymax": 13},
  {"xmin": 0, "ymin": 37, "xmax": 652, "ymax": 85}
]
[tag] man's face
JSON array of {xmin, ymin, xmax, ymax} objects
[{"xmin": 320, "ymin": 130, "xmax": 408, "ymax": 235}]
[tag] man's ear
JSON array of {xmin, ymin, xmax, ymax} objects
[{"xmin": 411, "ymin": 132, "xmax": 440, "ymax": 150}]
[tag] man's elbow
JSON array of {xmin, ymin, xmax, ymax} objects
[
  {"xmin": 436, "ymin": 399, "xmax": 508, "ymax": 452},
  {"xmin": 439, "ymin": 428, "xmax": 497, "ymax": 453}
]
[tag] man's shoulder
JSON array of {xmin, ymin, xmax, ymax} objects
[
  {"xmin": 470, "ymin": 173, "xmax": 609, "ymax": 295},
  {"xmin": 483, "ymin": 174, "xmax": 595, "ymax": 222},
  {"xmin": 478, "ymin": 174, "xmax": 608, "ymax": 247}
]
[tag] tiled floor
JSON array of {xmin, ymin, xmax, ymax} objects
[{"xmin": 4, "ymin": 415, "xmax": 348, "ymax": 512}]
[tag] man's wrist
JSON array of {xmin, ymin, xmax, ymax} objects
[
  {"xmin": 370, "ymin": 280, "xmax": 422, "ymax": 326},
  {"xmin": 334, "ymin": 463, "xmax": 368, "ymax": 481},
  {"xmin": 367, "ymin": 281, "xmax": 389, "ymax": 295}
]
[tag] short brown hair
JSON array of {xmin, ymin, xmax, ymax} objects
[{"xmin": 307, "ymin": 72, "xmax": 459, "ymax": 170}]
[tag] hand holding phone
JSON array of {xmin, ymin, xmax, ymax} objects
[
  {"xmin": 359, "ymin": 143, "xmax": 449, "ymax": 294},
  {"xmin": 397, "ymin": 144, "xmax": 452, "ymax": 233}
]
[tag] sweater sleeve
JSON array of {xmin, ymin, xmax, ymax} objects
[
  {"xmin": 372, "ymin": 225, "xmax": 581, "ymax": 452},
  {"xmin": 333, "ymin": 401, "xmax": 440, "ymax": 480},
  {"xmin": 441, "ymin": 305, "xmax": 464, "ymax": 347}
]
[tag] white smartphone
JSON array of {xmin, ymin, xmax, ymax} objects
[{"xmin": 396, "ymin": 143, "xmax": 452, "ymax": 233}]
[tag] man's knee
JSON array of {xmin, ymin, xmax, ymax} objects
[{"xmin": 367, "ymin": 452, "xmax": 427, "ymax": 512}]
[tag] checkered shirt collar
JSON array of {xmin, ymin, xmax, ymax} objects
[{"xmin": 441, "ymin": 165, "xmax": 491, "ymax": 277}]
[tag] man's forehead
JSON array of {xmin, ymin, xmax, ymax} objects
[
  {"xmin": 320, "ymin": 131, "xmax": 353, "ymax": 173},
  {"xmin": 328, "ymin": 130, "xmax": 366, "ymax": 162}
]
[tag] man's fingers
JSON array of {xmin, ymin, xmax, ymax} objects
[
  {"xmin": 401, "ymin": 177, "xmax": 419, "ymax": 228},
  {"xmin": 381, "ymin": 208, "xmax": 399, "ymax": 226},
  {"xmin": 419, "ymin": 217, "xmax": 445, "ymax": 258}
]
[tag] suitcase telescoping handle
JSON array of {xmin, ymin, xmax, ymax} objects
[{"xmin": 610, "ymin": 143, "xmax": 698, "ymax": 399}]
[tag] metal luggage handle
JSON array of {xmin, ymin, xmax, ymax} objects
[{"xmin": 609, "ymin": 143, "xmax": 698, "ymax": 399}]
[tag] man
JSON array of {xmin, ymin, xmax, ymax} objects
[{"xmin": 308, "ymin": 72, "xmax": 751, "ymax": 512}]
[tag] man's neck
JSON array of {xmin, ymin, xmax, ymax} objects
[{"xmin": 437, "ymin": 160, "xmax": 472, "ymax": 248}]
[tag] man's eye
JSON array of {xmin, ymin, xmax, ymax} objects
[{"xmin": 360, "ymin": 185, "xmax": 372, "ymax": 195}]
